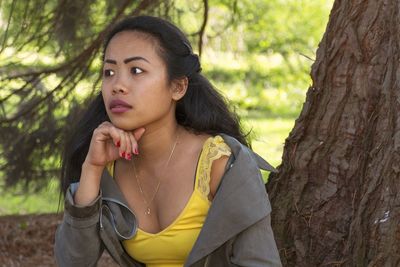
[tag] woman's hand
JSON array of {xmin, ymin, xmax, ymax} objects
[
  {"xmin": 74, "ymin": 122, "xmax": 145, "ymax": 206},
  {"xmin": 85, "ymin": 121, "xmax": 146, "ymax": 167}
]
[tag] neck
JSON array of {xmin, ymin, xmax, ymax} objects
[{"xmin": 135, "ymin": 119, "xmax": 182, "ymax": 167}]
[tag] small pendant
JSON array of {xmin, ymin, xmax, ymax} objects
[{"xmin": 145, "ymin": 207, "xmax": 151, "ymax": 215}]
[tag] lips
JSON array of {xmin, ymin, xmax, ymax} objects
[{"xmin": 109, "ymin": 99, "xmax": 132, "ymax": 114}]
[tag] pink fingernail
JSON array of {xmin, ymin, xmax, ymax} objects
[
  {"xmin": 134, "ymin": 148, "xmax": 139, "ymax": 155},
  {"xmin": 126, "ymin": 153, "xmax": 131, "ymax": 160},
  {"xmin": 121, "ymin": 152, "xmax": 126, "ymax": 158},
  {"xmin": 116, "ymin": 141, "xmax": 120, "ymax": 147}
]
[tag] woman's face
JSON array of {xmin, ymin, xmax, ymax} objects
[{"xmin": 101, "ymin": 31, "xmax": 177, "ymax": 131}]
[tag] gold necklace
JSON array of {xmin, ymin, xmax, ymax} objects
[{"xmin": 132, "ymin": 132, "xmax": 179, "ymax": 215}]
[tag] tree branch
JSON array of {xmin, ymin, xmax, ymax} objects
[{"xmin": 198, "ymin": 0, "xmax": 209, "ymax": 57}]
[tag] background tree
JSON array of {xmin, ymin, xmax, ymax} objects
[{"xmin": 267, "ymin": 0, "xmax": 400, "ymax": 266}]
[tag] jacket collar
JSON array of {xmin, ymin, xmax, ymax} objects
[
  {"xmin": 101, "ymin": 169, "xmax": 129, "ymax": 205},
  {"xmin": 100, "ymin": 170, "xmax": 138, "ymax": 240},
  {"xmin": 185, "ymin": 134, "xmax": 276, "ymax": 266}
]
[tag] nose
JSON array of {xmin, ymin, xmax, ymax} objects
[
  {"xmin": 112, "ymin": 86, "xmax": 127, "ymax": 95},
  {"xmin": 112, "ymin": 78, "xmax": 128, "ymax": 95}
]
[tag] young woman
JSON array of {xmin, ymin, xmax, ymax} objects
[{"xmin": 55, "ymin": 15, "xmax": 282, "ymax": 267}]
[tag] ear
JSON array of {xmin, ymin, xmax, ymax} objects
[{"xmin": 171, "ymin": 77, "xmax": 188, "ymax": 101}]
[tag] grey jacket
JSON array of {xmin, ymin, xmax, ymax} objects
[{"xmin": 54, "ymin": 134, "xmax": 282, "ymax": 266}]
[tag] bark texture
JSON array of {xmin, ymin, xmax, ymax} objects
[{"xmin": 267, "ymin": 0, "xmax": 400, "ymax": 266}]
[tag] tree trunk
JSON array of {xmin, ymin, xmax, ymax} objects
[{"xmin": 267, "ymin": 0, "xmax": 400, "ymax": 266}]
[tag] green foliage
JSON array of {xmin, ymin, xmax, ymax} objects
[
  {"xmin": 201, "ymin": 0, "xmax": 332, "ymax": 116},
  {"xmin": 238, "ymin": 0, "xmax": 331, "ymax": 55},
  {"xmin": 202, "ymin": 52, "xmax": 311, "ymax": 116}
]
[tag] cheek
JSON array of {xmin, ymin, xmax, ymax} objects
[
  {"xmin": 137, "ymin": 75, "xmax": 172, "ymax": 100},
  {"xmin": 100, "ymin": 84, "xmax": 112, "ymax": 113},
  {"xmin": 135, "ymin": 88, "xmax": 173, "ymax": 117},
  {"xmin": 149, "ymin": 88, "xmax": 172, "ymax": 107},
  {"xmin": 100, "ymin": 85, "xmax": 108, "ymax": 103},
  {"xmin": 101, "ymin": 78, "xmax": 115, "ymax": 95}
]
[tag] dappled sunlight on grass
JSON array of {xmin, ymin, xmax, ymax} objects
[
  {"xmin": 248, "ymin": 117, "xmax": 294, "ymax": 167},
  {"xmin": 244, "ymin": 115, "xmax": 296, "ymax": 183},
  {"xmin": 248, "ymin": 118, "xmax": 294, "ymax": 167}
]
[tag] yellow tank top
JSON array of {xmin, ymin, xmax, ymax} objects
[{"xmin": 117, "ymin": 135, "xmax": 231, "ymax": 267}]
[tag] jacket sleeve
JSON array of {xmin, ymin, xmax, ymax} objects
[
  {"xmin": 54, "ymin": 183, "xmax": 104, "ymax": 267},
  {"xmin": 230, "ymin": 214, "xmax": 282, "ymax": 267}
]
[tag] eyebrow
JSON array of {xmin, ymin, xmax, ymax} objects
[{"xmin": 104, "ymin": 56, "xmax": 150, "ymax": 65}]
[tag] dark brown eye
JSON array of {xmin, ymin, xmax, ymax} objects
[
  {"xmin": 131, "ymin": 67, "xmax": 143, "ymax": 75},
  {"xmin": 104, "ymin": 69, "xmax": 115, "ymax": 77}
]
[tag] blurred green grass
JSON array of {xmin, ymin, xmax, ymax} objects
[
  {"xmin": 245, "ymin": 115, "xmax": 294, "ymax": 183},
  {"xmin": 247, "ymin": 117, "xmax": 294, "ymax": 168},
  {"xmin": 0, "ymin": 115, "xmax": 294, "ymax": 215},
  {"xmin": 0, "ymin": 179, "xmax": 61, "ymax": 215}
]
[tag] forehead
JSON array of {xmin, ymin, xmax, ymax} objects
[{"xmin": 104, "ymin": 31, "xmax": 162, "ymax": 62}]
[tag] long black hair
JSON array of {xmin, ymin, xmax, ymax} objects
[{"xmin": 60, "ymin": 16, "xmax": 250, "ymax": 195}]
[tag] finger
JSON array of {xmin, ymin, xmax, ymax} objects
[
  {"xmin": 124, "ymin": 131, "xmax": 132, "ymax": 160},
  {"xmin": 128, "ymin": 132, "xmax": 139, "ymax": 155},
  {"xmin": 107, "ymin": 125, "xmax": 124, "ymax": 148},
  {"xmin": 93, "ymin": 122, "xmax": 118, "ymax": 144},
  {"xmin": 118, "ymin": 129, "xmax": 128, "ymax": 159}
]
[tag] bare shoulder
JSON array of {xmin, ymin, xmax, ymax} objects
[
  {"xmin": 182, "ymin": 129, "xmax": 212, "ymax": 149},
  {"xmin": 209, "ymin": 154, "xmax": 230, "ymax": 200}
]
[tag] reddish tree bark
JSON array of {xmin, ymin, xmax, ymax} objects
[{"xmin": 267, "ymin": 1, "xmax": 400, "ymax": 266}]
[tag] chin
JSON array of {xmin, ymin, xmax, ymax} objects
[{"xmin": 109, "ymin": 117, "xmax": 137, "ymax": 131}]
